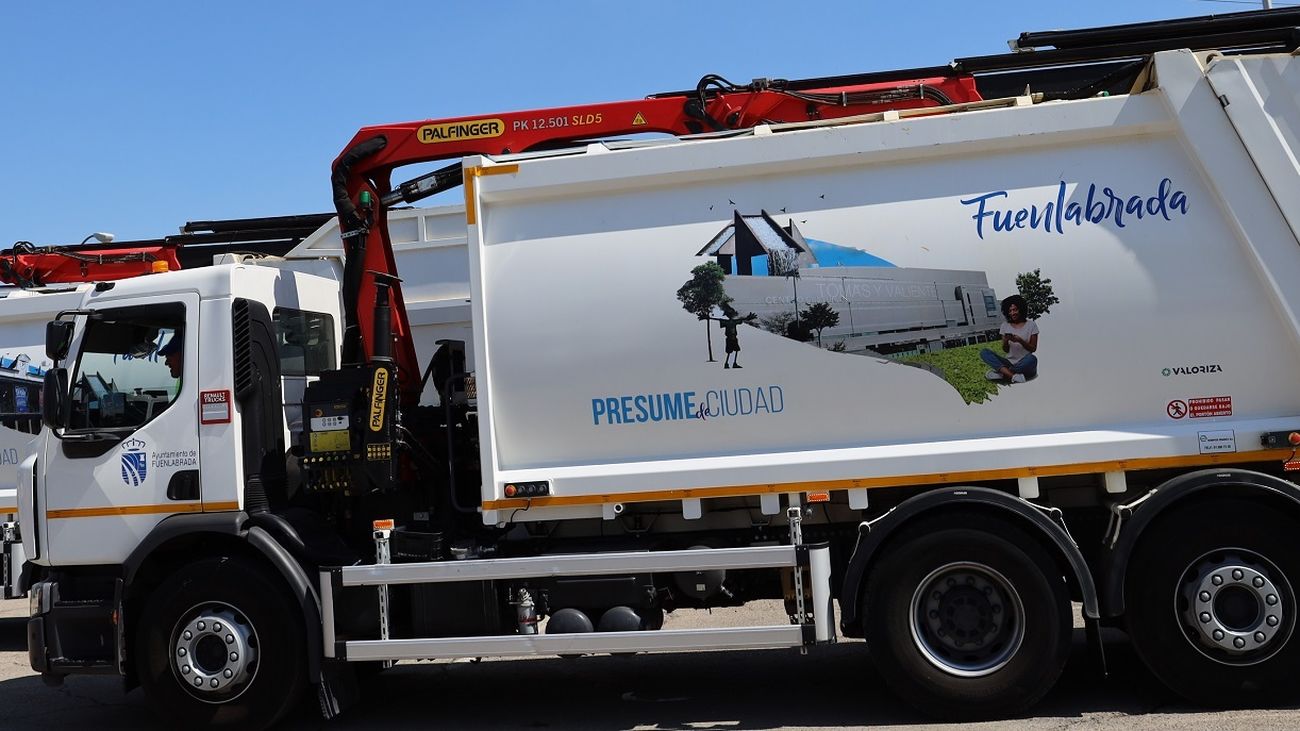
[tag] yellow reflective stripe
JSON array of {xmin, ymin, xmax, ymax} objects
[
  {"xmin": 46, "ymin": 500, "xmax": 240, "ymax": 520},
  {"xmin": 204, "ymin": 501, "xmax": 240, "ymax": 512}
]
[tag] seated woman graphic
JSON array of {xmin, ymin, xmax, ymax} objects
[{"xmin": 980, "ymin": 295, "xmax": 1038, "ymax": 384}]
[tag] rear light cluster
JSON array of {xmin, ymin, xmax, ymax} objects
[
  {"xmin": 1260, "ymin": 430, "xmax": 1300, "ymax": 448},
  {"xmin": 504, "ymin": 481, "xmax": 550, "ymax": 498}
]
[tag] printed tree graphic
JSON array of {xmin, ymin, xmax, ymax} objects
[
  {"xmin": 677, "ymin": 262, "xmax": 732, "ymax": 362},
  {"xmin": 759, "ymin": 311, "xmax": 797, "ymax": 336},
  {"xmin": 800, "ymin": 302, "xmax": 840, "ymax": 347},
  {"xmin": 1015, "ymin": 269, "xmax": 1060, "ymax": 319}
]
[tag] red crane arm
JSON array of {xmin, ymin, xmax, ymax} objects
[
  {"xmin": 340, "ymin": 74, "xmax": 979, "ymax": 183},
  {"xmin": 332, "ymin": 72, "xmax": 981, "ymax": 405},
  {"xmin": 0, "ymin": 244, "xmax": 181, "ymax": 287}
]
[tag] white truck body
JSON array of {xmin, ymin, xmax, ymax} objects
[
  {"xmin": 283, "ymin": 204, "xmax": 477, "ymax": 400},
  {"xmin": 465, "ymin": 49, "xmax": 1300, "ymax": 521}
]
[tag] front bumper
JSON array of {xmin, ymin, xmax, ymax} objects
[{"xmin": 26, "ymin": 577, "xmax": 122, "ymax": 679}]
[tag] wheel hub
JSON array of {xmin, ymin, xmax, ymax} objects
[
  {"xmin": 1179, "ymin": 550, "xmax": 1292, "ymax": 665},
  {"xmin": 172, "ymin": 604, "xmax": 258, "ymax": 699},
  {"xmin": 910, "ymin": 562, "xmax": 1025, "ymax": 677}
]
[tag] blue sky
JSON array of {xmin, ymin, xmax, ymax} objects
[{"xmin": 0, "ymin": 0, "xmax": 1268, "ymax": 244}]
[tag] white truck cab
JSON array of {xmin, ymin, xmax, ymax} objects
[
  {"xmin": 24, "ymin": 264, "xmax": 340, "ymax": 567},
  {"xmin": 21, "ymin": 264, "xmax": 341, "ymax": 568}
]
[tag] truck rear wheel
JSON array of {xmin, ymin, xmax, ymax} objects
[
  {"xmin": 863, "ymin": 519, "xmax": 1071, "ymax": 719},
  {"xmin": 135, "ymin": 556, "xmax": 306, "ymax": 730},
  {"xmin": 1125, "ymin": 498, "xmax": 1300, "ymax": 706}
]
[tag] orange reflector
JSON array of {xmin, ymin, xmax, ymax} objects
[
  {"xmin": 807, "ymin": 491, "xmax": 831, "ymax": 503},
  {"xmin": 151, "ymin": 260, "xmax": 169, "ymax": 273},
  {"xmin": 372, "ymin": 518, "xmax": 395, "ymax": 530}
]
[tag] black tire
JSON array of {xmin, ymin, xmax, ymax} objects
[
  {"xmin": 863, "ymin": 519, "xmax": 1072, "ymax": 719},
  {"xmin": 135, "ymin": 556, "xmax": 307, "ymax": 730},
  {"xmin": 1126, "ymin": 498, "xmax": 1300, "ymax": 706}
]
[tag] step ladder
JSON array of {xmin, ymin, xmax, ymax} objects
[{"xmin": 319, "ymin": 508, "xmax": 834, "ymax": 662}]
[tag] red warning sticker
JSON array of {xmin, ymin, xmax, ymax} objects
[
  {"xmin": 200, "ymin": 389, "xmax": 232, "ymax": 424},
  {"xmin": 1188, "ymin": 396, "xmax": 1232, "ymax": 418}
]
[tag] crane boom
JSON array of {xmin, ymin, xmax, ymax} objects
[
  {"xmin": 0, "ymin": 214, "xmax": 334, "ymax": 288},
  {"xmin": 331, "ymin": 71, "xmax": 982, "ymax": 404},
  {"xmin": 0, "ymin": 243, "xmax": 182, "ymax": 288}
]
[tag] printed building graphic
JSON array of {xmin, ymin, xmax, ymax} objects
[
  {"xmin": 698, "ymin": 211, "xmax": 1002, "ymax": 357},
  {"xmin": 698, "ymin": 210, "xmax": 818, "ymax": 275}
]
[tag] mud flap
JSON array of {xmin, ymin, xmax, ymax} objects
[{"xmin": 316, "ymin": 659, "xmax": 361, "ymax": 720}]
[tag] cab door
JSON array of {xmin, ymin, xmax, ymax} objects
[{"xmin": 41, "ymin": 294, "xmax": 200, "ymax": 566}]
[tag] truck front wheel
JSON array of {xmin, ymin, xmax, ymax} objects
[
  {"xmin": 135, "ymin": 556, "xmax": 307, "ymax": 730},
  {"xmin": 1125, "ymin": 498, "xmax": 1300, "ymax": 706},
  {"xmin": 863, "ymin": 519, "xmax": 1071, "ymax": 719}
]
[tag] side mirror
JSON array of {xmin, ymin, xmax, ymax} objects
[
  {"xmin": 45, "ymin": 320, "xmax": 74, "ymax": 362},
  {"xmin": 41, "ymin": 368, "xmax": 68, "ymax": 431}
]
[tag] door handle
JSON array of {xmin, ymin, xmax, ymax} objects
[{"xmin": 166, "ymin": 470, "xmax": 200, "ymax": 501}]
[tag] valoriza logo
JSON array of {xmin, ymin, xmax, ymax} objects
[
  {"xmin": 120, "ymin": 437, "xmax": 148, "ymax": 487},
  {"xmin": 1162, "ymin": 364, "xmax": 1223, "ymax": 377}
]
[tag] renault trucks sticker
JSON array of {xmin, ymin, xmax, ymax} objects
[
  {"xmin": 120, "ymin": 437, "xmax": 148, "ymax": 487},
  {"xmin": 200, "ymin": 389, "xmax": 232, "ymax": 424}
]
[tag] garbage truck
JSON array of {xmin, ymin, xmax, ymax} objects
[
  {"xmin": 0, "ymin": 286, "xmax": 68, "ymax": 598},
  {"xmin": 20, "ymin": 8, "xmax": 1300, "ymax": 728}
]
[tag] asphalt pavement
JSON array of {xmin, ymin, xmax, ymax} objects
[{"xmin": 1, "ymin": 598, "xmax": 1296, "ymax": 730}]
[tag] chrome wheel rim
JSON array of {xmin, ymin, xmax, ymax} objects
[
  {"xmin": 909, "ymin": 561, "xmax": 1026, "ymax": 677},
  {"xmin": 1175, "ymin": 548, "xmax": 1294, "ymax": 666},
  {"xmin": 171, "ymin": 602, "xmax": 259, "ymax": 702}
]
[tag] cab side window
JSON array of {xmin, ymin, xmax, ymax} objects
[
  {"xmin": 68, "ymin": 303, "xmax": 185, "ymax": 432},
  {"xmin": 272, "ymin": 308, "xmax": 335, "ymax": 377}
]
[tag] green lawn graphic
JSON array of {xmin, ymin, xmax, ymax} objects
[{"xmin": 899, "ymin": 342, "xmax": 1004, "ymax": 405}]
